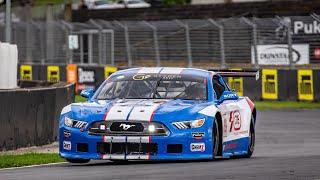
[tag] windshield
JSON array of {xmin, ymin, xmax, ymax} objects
[{"xmin": 95, "ymin": 74, "xmax": 207, "ymax": 100}]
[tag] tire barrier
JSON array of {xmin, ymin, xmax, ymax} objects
[
  {"xmin": 0, "ymin": 82, "xmax": 75, "ymax": 151},
  {"xmin": 18, "ymin": 64, "xmax": 320, "ymax": 101}
]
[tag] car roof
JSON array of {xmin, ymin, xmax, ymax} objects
[{"xmin": 111, "ymin": 67, "xmax": 215, "ymax": 78}]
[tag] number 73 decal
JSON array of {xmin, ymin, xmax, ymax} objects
[
  {"xmin": 229, "ymin": 110, "xmax": 241, "ymax": 132},
  {"xmin": 223, "ymin": 110, "xmax": 242, "ymax": 135}
]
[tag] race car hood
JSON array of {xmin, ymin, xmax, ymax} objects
[{"xmin": 61, "ymin": 99, "xmax": 212, "ymax": 123}]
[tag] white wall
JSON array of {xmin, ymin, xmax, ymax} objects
[{"xmin": 0, "ymin": 42, "xmax": 18, "ymax": 89}]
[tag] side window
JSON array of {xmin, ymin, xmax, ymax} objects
[{"xmin": 212, "ymin": 76, "xmax": 225, "ymax": 99}]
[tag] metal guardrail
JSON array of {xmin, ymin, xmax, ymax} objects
[{"xmin": 1, "ymin": 15, "xmax": 320, "ymax": 68}]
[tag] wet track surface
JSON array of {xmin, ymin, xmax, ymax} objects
[{"xmin": 1, "ymin": 109, "xmax": 320, "ymax": 180}]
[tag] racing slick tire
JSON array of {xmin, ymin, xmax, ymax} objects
[
  {"xmin": 65, "ymin": 158, "xmax": 90, "ymax": 164},
  {"xmin": 244, "ymin": 116, "xmax": 255, "ymax": 158},
  {"xmin": 213, "ymin": 118, "xmax": 222, "ymax": 158}
]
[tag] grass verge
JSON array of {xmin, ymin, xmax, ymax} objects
[
  {"xmin": 254, "ymin": 101, "xmax": 320, "ymax": 110},
  {"xmin": 0, "ymin": 153, "xmax": 65, "ymax": 169}
]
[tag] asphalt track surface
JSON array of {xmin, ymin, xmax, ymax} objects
[{"xmin": 1, "ymin": 109, "xmax": 320, "ymax": 180}]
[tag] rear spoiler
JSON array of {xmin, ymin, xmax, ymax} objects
[{"xmin": 209, "ymin": 69, "xmax": 260, "ymax": 80}]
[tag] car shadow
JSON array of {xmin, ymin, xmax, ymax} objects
[{"xmin": 67, "ymin": 156, "xmax": 264, "ymax": 167}]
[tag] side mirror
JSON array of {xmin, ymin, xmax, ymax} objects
[
  {"xmin": 219, "ymin": 91, "xmax": 238, "ymax": 103},
  {"xmin": 80, "ymin": 89, "xmax": 94, "ymax": 99}
]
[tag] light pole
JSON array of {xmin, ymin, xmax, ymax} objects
[{"xmin": 5, "ymin": 0, "xmax": 11, "ymax": 43}]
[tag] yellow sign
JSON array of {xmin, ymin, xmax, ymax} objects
[
  {"xmin": 262, "ymin": 69, "xmax": 278, "ymax": 100},
  {"xmin": 47, "ymin": 66, "xmax": 60, "ymax": 82},
  {"xmin": 228, "ymin": 77, "xmax": 243, "ymax": 96},
  {"xmin": 297, "ymin": 69, "xmax": 314, "ymax": 101},
  {"xmin": 20, "ymin": 65, "xmax": 32, "ymax": 80},
  {"xmin": 104, "ymin": 66, "xmax": 118, "ymax": 79}
]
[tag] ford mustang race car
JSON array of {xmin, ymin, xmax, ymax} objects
[{"xmin": 59, "ymin": 67, "xmax": 257, "ymax": 163}]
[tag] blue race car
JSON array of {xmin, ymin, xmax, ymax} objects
[{"xmin": 59, "ymin": 67, "xmax": 257, "ymax": 163}]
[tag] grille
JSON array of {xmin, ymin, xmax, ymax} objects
[
  {"xmin": 110, "ymin": 122, "xmax": 144, "ymax": 132},
  {"xmin": 89, "ymin": 121, "xmax": 169, "ymax": 136},
  {"xmin": 97, "ymin": 142, "xmax": 158, "ymax": 155},
  {"xmin": 77, "ymin": 143, "xmax": 88, "ymax": 152}
]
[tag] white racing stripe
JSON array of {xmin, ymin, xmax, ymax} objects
[
  {"xmin": 138, "ymin": 67, "xmax": 162, "ymax": 74},
  {"xmin": 128, "ymin": 104, "xmax": 158, "ymax": 121},
  {"xmin": 105, "ymin": 100, "xmax": 140, "ymax": 121}
]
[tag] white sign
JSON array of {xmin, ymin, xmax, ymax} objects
[
  {"xmin": 68, "ymin": 35, "xmax": 79, "ymax": 50},
  {"xmin": 252, "ymin": 44, "xmax": 309, "ymax": 65},
  {"xmin": 78, "ymin": 68, "xmax": 95, "ymax": 83}
]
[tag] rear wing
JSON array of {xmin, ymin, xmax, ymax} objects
[{"xmin": 209, "ymin": 69, "xmax": 260, "ymax": 81}]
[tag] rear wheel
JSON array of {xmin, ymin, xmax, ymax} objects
[
  {"xmin": 65, "ymin": 158, "xmax": 90, "ymax": 164},
  {"xmin": 245, "ymin": 117, "xmax": 255, "ymax": 158}
]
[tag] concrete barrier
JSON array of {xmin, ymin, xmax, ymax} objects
[{"xmin": 0, "ymin": 82, "xmax": 75, "ymax": 151}]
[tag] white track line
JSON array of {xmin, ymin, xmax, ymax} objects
[{"xmin": 0, "ymin": 162, "xmax": 68, "ymax": 171}]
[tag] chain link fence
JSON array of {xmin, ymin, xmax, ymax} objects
[{"xmin": 1, "ymin": 15, "xmax": 320, "ymax": 68}]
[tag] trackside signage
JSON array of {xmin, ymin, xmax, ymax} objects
[
  {"xmin": 294, "ymin": 20, "xmax": 320, "ymax": 35},
  {"xmin": 252, "ymin": 44, "xmax": 309, "ymax": 65}
]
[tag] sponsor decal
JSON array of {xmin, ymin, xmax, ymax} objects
[
  {"xmin": 63, "ymin": 130, "xmax": 71, "ymax": 138},
  {"xmin": 222, "ymin": 93, "xmax": 237, "ymax": 100},
  {"xmin": 190, "ymin": 143, "xmax": 205, "ymax": 152},
  {"xmin": 252, "ymin": 44, "xmax": 309, "ymax": 65},
  {"xmin": 223, "ymin": 143, "xmax": 237, "ymax": 151},
  {"xmin": 133, "ymin": 74, "xmax": 151, "ymax": 80},
  {"xmin": 192, "ymin": 132, "xmax": 205, "ymax": 140},
  {"xmin": 63, "ymin": 141, "xmax": 71, "ymax": 150},
  {"xmin": 119, "ymin": 123, "xmax": 136, "ymax": 131}
]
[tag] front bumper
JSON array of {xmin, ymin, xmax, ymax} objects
[{"xmin": 59, "ymin": 125, "xmax": 213, "ymax": 160}]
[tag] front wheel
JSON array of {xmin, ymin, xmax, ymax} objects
[
  {"xmin": 65, "ymin": 158, "xmax": 90, "ymax": 164},
  {"xmin": 212, "ymin": 119, "xmax": 222, "ymax": 158}
]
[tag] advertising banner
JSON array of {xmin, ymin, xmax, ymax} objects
[
  {"xmin": 228, "ymin": 77, "xmax": 243, "ymax": 96},
  {"xmin": 262, "ymin": 69, "xmax": 278, "ymax": 100},
  {"xmin": 20, "ymin": 65, "xmax": 32, "ymax": 80},
  {"xmin": 47, "ymin": 66, "xmax": 60, "ymax": 83},
  {"xmin": 252, "ymin": 44, "xmax": 309, "ymax": 65},
  {"xmin": 297, "ymin": 69, "xmax": 314, "ymax": 101}
]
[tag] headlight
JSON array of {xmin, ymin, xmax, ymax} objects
[
  {"xmin": 64, "ymin": 117, "xmax": 87, "ymax": 129},
  {"xmin": 148, "ymin": 124, "xmax": 156, "ymax": 133},
  {"xmin": 172, "ymin": 118, "xmax": 205, "ymax": 129},
  {"xmin": 64, "ymin": 117, "xmax": 73, "ymax": 127}
]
